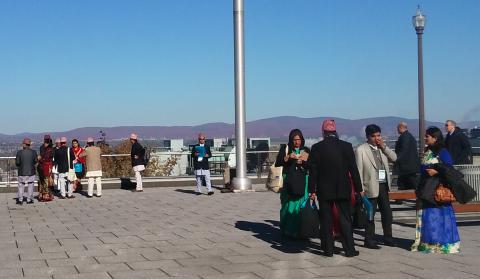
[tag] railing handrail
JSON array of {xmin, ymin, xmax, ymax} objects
[{"xmin": 0, "ymin": 150, "xmax": 280, "ymax": 160}]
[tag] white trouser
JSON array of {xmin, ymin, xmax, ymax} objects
[
  {"xmin": 133, "ymin": 165, "xmax": 145, "ymax": 191},
  {"xmin": 88, "ymin": 177, "xmax": 102, "ymax": 197},
  {"xmin": 17, "ymin": 175, "xmax": 35, "ymax": 202},
  {"xmin": 195, "ymin": 169, "xmax": 212, "ymax": 193},
  {"xmin": 58, "ymin": 172, "xmax": 73, "ymax": 197},
  {"xmin": 53, "ymin": 173, "xmax": 59, "ymax": 190}
]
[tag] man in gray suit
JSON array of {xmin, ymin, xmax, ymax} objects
[{"xmin": 356, "ymin": 124, "xmax": 397, "ymax": 248}]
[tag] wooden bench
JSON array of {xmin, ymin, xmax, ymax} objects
[{"xmin": 388, "ymin": 190, "xmax": 480, "ymax": 212}]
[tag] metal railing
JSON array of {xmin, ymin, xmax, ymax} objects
[{"xmin": 0, "ymin": 150, "xmax": 280, "ymax": 187}]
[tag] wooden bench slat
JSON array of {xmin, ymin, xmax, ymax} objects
[{"xmin": 388, "ymin": 190, "xmax": 480, "ymax": 212}]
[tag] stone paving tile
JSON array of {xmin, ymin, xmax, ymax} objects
[
  {"xmin": 213, "ymin": 263, "xmax": 272, "ymax": 274},
  {"xmin": 23, "ymin": 266, "xmax": 78, "ymax": 277},
  {"xmin": 75, "ymin": 262, "xmax": 131, "ymax": 273},
  {"xmin": 127, "ymin": 259, "xmax": 181, "ymax": 270},
  {"xmin": 253, "ymin": 268, "xmax": 317, "ymax": 279},
  {"xmin": 260, "ymin": 260, "xmax": 318, "ymax": 269},
  {"xmin": 0, "ymin": 267, "xmax": 23, "ymax": 278},
  {"xmin": 47, "ymin": 257, "xmax": 97, "ymax": 267},
  {"xmin": 188, "ymin": 247, "xmax": 241, "ymax": 257},
  {"xmin": 177, "ymin": 257, "xmax": 231, "ymax": 267},
  {"xmin": 223, "ymin": 254, "xmax": 276, "ymax": 264},
  {"xmin": 20, "ymin": 251, "xmax": 68, "ymax": 261},
  {"xmin": 107, "ymin": 269, "xmax": 171, "ymax": 279},
  {"xmin": 402, "ymin": 269, "xmax": 479, "ymax": 279},
  {"xmin": 53, "ymin": 273, "xmax": 112, "ymax": 279},
  {"xmin": 142, "ymin": 251, "xmax": 193, "ymax": 261},
  {"xmin": 95, "ymin": 253, "xmax": 146, "ymax": 264},
  {"xmin": 202, "ymin": 273, "xmax": 262, "ymax": 279},
  {"xmin": 354, "ymin": 273, "xmax": 420, "ymax": 279},
  {"xmin": 156, "ymin": 244, "xmax": 203, "ymax": 252},
  {"xmin": 161, "ymin": 265, "xmax": 222, "ymax": 277},
  {"xmin": 305, "ymin": 266, "xmax": 369, "ymax": 277},
  {"xmin": 66, "ymin": 249, "xmax": 116, "ymax": 258},
  {"xmin": 0, "ymin": 259, "xmax": 47, "ymax": 269}
]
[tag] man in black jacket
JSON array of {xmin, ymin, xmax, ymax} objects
[
  {"xmin": 191, "ymin": 133, "xmax": 214, "ymax": 195},
  {"xmin": 394, "ymin": 122, "xmax": 420, "ymax": 190},
  {"xmin": 308, "ymin": 120, "xmax": 362, "ymax": 257},
  {"xmin": 15, "ymin": 138, "xmax": 38, "ymax": 204},
  {"xmin": 54, "ymin": 137, "xmax": 74, "ymax": 199},
  {"xmin": 445, "ymin": 120, "xmax": 472, "ymax": 165},
  {"xmin": 130, "ymin": 133, "xmax": 146, "ymax": 192}
]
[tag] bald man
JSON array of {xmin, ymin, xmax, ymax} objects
[
  {"xmin": 191, "ymin": 133, "xmax": 214, "ymax": 195},
  {"xmin": 445, "ymin": 120, "xmax": 472, "ymax": 164},
  {"xmin": 394, "ymin": 122, "xmax": 420, "ymax": 190}
]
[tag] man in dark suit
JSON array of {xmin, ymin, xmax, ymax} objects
[
  {"xmin": 445, "ymin": 120, "xmax": 472, "ymax": 165},
  {"xmin": 394, "ymin": 122, "xmax": 420, "ymax": 190},
  {"xmin": 308, "ymin": 119, "xmax": 362, "ymax": 257}
]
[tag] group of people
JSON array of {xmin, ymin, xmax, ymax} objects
[
  {"xmin": 15, "ymin": 133, "xmax": 150, "ymax": 204},
  {"xmin": 15, "ymin": 135, "xmax": 104, "ymax": 203},
  {"xmin": 14, "ymin": 131, "xmax": 217, "ymax": 203},
  {"xmin": 276, "ymin": 119, "xmax": 473, "ymax": 257}
]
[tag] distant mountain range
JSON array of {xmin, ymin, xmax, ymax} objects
[{"xmin": 1, "ymin": 116, "xmax": 479, "ymax": 143}]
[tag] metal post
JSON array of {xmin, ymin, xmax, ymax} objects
[
  {"xmin": 232, "ymin": 0, "xmax": 252, "ymax": 191},
  {"xmin": 416, "ymin": 27, "xmax": 425, "ymax": 158},
  {"xmin": 7, "ymin": 159, "xmax": 10, "ymax": 188}
]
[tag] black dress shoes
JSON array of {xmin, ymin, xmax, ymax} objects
[
  {"xmin": 384, "ymin": 237, "xmax": 396, "ymax": 247},
  {"xmin": 345, "ymin": 250, "xmax": 360, "ymax": 257},
  {"xmin": 364, "ymin": 241, "xmax": 381, "ymax": 249},
  {"xmin": 323, "ymin": 251, "xmax": 334, "ymax": 257}
]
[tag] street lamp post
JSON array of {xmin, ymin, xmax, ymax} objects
[
  {"xmin": 232, "ymin": 0, "xmax": 252, "ymax": 191},
  {"xmin": 413, "ymin": 7, "xmax": 426, "ymax": 157}
]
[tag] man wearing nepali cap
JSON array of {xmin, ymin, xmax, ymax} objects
[
  {"xmin": 15, "ymin": 138, "xmax": 38, "ymax": 205},
  {"xmin": 80, "ymin": 137, "xmax": 103, "ymax": 198},
  {"xmin": 130, "ymin": 133, "xmax": 146, "ymax": 192},
  {"xmin": 308, "ymin": 119, "xmax": 362, "ymax": 257},
  {"xmin": 52, "ymin": 138, "xmax": 62, "ymax": 192},
  {"xmin": 54, "ymin": 137, "xmax": 74, "ymax": 198}
]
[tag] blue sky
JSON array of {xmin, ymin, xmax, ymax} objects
[{"xmin": 1, "ymin": 0, "xmax": 479, "ymax": 134}]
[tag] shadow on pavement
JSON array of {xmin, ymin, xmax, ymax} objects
[
  {"xmin": 120, "ymin": 178, "xmax": 136, "ymax": 191},
  {"xmin": 174, "ymin": 189, "xmax": 198, "ymax": 195},
  {"xmin": 235, "ymin": 220, "xmax": 324, "ymax": 255}
]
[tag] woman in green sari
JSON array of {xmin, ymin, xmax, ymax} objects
[{"xmin": 275, "ymin": 129, "xmax": 310, "ymax": 239}]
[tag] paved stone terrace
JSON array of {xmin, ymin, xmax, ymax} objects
[{"xmin": 1, "ymin": 187, "xmax": 480, "ymax": 279}]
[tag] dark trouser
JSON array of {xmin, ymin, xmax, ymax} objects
[
  {"xmin": 319, "ymin": 199, "xmax": 355, "ymax": 254},
  {"xmin": 365, "ymin": 183, "xmax": 393, "ymax": 244},
  {"xmin": 397, "ymin": 173, "xmax": 419, "ymax": 190}
]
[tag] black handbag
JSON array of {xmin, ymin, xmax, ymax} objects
[
  {"xmin": 417, "ymin": 176, "xmax": 440, "ymax": 205},
  {"xmin": 299, "ymin": 199, "xmax": 320, "ymax": 239},
  {"xmin": 352, "ymin": 194, "xmax": 367, "ymax": 229}
]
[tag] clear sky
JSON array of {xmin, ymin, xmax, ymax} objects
[{"xmin": 1, "ymin": 0, "xmax": 479, "ymax": 134}]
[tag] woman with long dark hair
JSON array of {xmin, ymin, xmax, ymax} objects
[
  {"xmin": 71, "ymin": 139, "xmax": 86, "ymax": 192},
  {"xmin": 411, "ymin": 126, "xmax": 460, "ymax": 253},
  {"xmin": 38, "ymin": 135, "xmax": 54, "ymax": 201},
  {"xmin": 275, "ymin": 129, "xmax": 310, "ymax": 239}
]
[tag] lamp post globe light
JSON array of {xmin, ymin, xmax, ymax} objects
[{"xmin": 413, "ymin": 7, "xmax": 426, "ymax": 157}]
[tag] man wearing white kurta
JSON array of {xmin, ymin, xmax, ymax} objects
[
  {"xmin": 191, "ymin": 133, "xmax": 214, "ymax": 195},
  {"xmin": 80, "ymin": 137, "xmax": 103, "ymax": 197}
]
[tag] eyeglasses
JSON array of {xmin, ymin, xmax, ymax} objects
[{"xmin": 198, "ymin": 138, "xmax": 205, "ymax": 140}]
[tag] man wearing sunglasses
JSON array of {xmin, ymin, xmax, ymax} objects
[{"xmin": 191, "ymin": 133, "xmax": 214, "ymax": 195}]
